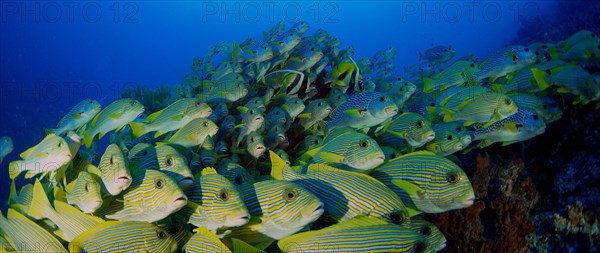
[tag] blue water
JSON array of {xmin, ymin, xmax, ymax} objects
[{"xmin": 0, "ymin": 1, "xmax": 557, "ymax": 203}]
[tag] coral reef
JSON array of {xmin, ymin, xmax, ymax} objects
[{"xmin": 425, "ymin": 100, "xmax": 600, "ymax": 252}]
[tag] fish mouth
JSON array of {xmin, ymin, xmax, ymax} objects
[
  {"xmin": 228, "ymin": 214, "xmax": 251, "ymax": 227},
  {"xmin": 173, "ymin": 196, "xmax": 188, "ymax": 205},
  {"xmin": 255, "ymin": 146, "xmax": 265, "ymax": 151},
  {"xmin": 179, "ymin": 177, "xmax": 194, "ymax": 189},
  {"xmin": 255, "ymin": 117, "xmax": 264, "ymax": 122},
  {"xmin": 117, "ymin": 175, "xmax": 132, "ymax": 184},
  {"xmin": 461, "ymin": 196, "xmax": 475, "ymax": 207},
  {"xmin": 310, "ymin": 203, "xmax": 325, "ymax": 218},
  {"xmin": 424, "ymin": 131, "xmax": 436, "ymax": 142},
  {"xmin": 386, "ymin": 106, "xmax": 399, "ymax": 116}
]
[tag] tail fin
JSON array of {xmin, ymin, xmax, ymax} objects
[
  {"xmin": 231, "ymin": 42, "xmax": 241, "ymax": 59},
  {"xmin": 442, "ymin": 108, "xmax": 455, "ymax": 122},
  {"xmin": 269, "ymin": 151, "xmax": 291, "ymax": 180},
  {"xmin": 531, "ymin": 68, "xmax": 551, "ymax": 91},
  {"xmin": 27, "ymin": 179, "xmax": 53, "ymax": 220},
  {"xmin": 128, "ymin": 122, "xmax": 145, "ymax": 139},
  {"xmin": 8, "ymin": 160, "xmax": 23, "ymax": 180},
  {"xmin": 8, "ymin": 180, "xmax": 17, "ymax": 205},
  {"xmin": 82, "ymin": 130, "xmax": 94, "ymax": 148},
  {"xmin": 423, "ymin": 78, "xmax": 434, "ymax": 93}
]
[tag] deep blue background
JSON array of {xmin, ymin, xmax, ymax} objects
[{"xmin": 0, "ymin": 1, "xmax": 556, "ymax": 202}]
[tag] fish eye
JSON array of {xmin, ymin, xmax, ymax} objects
[
  {"xmin": 470, "ymin": 63, "xmax": 475, "ymax": 67},
  {"xmin": 84, "ymin": 183, "xmax": 89, "ymax": 192},
  {"xmin": 156, "ymin": 230, "xmax": 165, "ymax": 239},
  {"xmin": 542, "ymin": 45, "xmax": 548, "ymax": 49},
  {"xmin": 533, "ymin": 114, "xmax": 539, "ymax": 120},
  {"xmin": 535, "ymin": 51, "xmax": 540, "ymax": 56},
  {"xmin": 447, "ymin": 135, "xmax": 453, "ymax": 140},
  {"xmin": 359, "ymin": 139, "xmax": 369, "ymax": 148},
  {"xmin": 318, "ymin": 102, "xmax": 322, "ymax": 106},
  {"xmin": 203, "ymin": 122, "xmax": 208, "ymax": 127},
  {"xmin": 89, "ymin": 100, "xmax": 94, "ymax": 104},
  {"xmin": 234, "ymin": 175, "xmax": 243, "ymax": 185},
  {"xmin": 283, "ymin": 189, "xmax": 297, "ymax": 201},
  {"xmin": 416, "ymin": 121, "xmax": 424, "ymax": 128},
  {"xmin": 545, "ymin": 69, "xmax": 552, "ymax": 75},
  {"xmin": 143, "ymin": 150, "xmax": 148, "ymax": 156},
  {"xmin": 390, "ymin": 211, "xmax": 405, "ymax": 224},
  {"xmin": 155, "ymin": 179, "xmax": 164, "ymax": 189},
  {"xmin": 446, "ymin": 173, "xmax": 459, "ymax": 183},
  {"xmin": 109, "ymin": 155, "xmax": 114, "ymax": 165},
  {"xmin": 444, "ymin": 48, "xmax": 448, "ymax": 52},
  {"xmin": 195, "ymin": 102, "xmax": 201, "ymax": 106},
  {"xmin": 400, "ymin": 88, "xmax": 404, "ymax": 92},
  {"xmin": 130, "ymin": 101, "xmax": 136, "ymax": 106},
  {"xmin": 413, "ymin": 242, "xmax": 427, "ymax": 253},
  {"xmin": 58, "ymin": 142, "xmax": 63, "ymax": 148},
  {"xmin": 504, "ymin": 99, "xmax": 511, "ymax": 105},
  {"xmin": 311, "ymin": 47, "xmax": 315, "ymax": 51},
  {"xmin": 294, "ymin": 100, "xmax": 299, "ymax": 104},
  {"xmin": 379, "ymin": 96, "xmax": 387, "ymax": 102},
  {"xmin": 165, "ymin": 156, "xmax": 173, "ymax": 167},
  {"xmin": 524, "ymin": 48, "xmax": 530, "ymax": 52},
  {"xmin": 422, "ymin": 226, "xmax": 432, "ymax": 236},
  {"xmin": 219, "ymin": 190, "xmax": 229, "ymax": 201},
  {"xmin": 391, "ymin": 154, "xmax": 396, "ymax": 159},
  {"xmin": 263, "ymin": 46, "xmax": 268, "ymax": 50},
  {"xmin": 456, "ymin": 126, "xmax": 463, "ymax": 132},
  {"xmin": 276, "ymin": 111, "xmax": 280, "ymax": 115}
]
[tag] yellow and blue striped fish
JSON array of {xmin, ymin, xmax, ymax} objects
[
  {"xmin": 371, "ymin": 151, "xmax": 475, "ymax": 215},
  {"xmin": 377, "ymin": 112, "xmax": 435, "ymax": 148},
  {"xmin": 216, "ymin": 162, "xmax": 255, "ymax": 192},
  {"xmin": 185, "ymin": 167, "xmax": 249, "ymax": 231},
  {"xmin": 127, "ymin": 142, "xmax": 154, "ymax": 167},
  {"xmin": 183, "ymin": 226, "xmax": 232, "ymax": 253},
  {"xmin": 271, "ymin": 151, "xmax": 410, "ymax": 224},
  {"xmin": 0, "ymin": 208, "xmax": 67, "ymax": 252},
  {"xmin": 102, "ymin": 169, "xmax": 187, "ymax": 222},
  {"xmin": 442, "ymin": 92, "xmax": 517, "ymax": 127},
  {"xmin": 8, "ymin": 133, "xmax": 72, "ymax": 180},
  {"xmin": 166, "ymin": 118, "xmax": 219, "ymax": 148},
  {"xmin": 278, "ymin": 215, "xmax": 434, "ymax": 253},
  {"xmin": 222, "ymin": 179, "xmax": 323, "ymax": 250},
  {"xmin": 82, "ymin": 98, "xmax": 145, "ymax": 148},
  {"xmin": 129, "ymin": 98, "xmax": 212, "ymax": 138},
  {"xmin": 65, "ymin": 170, "xmax": 103, "ymax": 214},
  {"xmin": 300, "ymin": 128, "xmax": 385, "ymax": 172},
  {"xmin": 28, "ymin": 179, "xmax": 104, "ymax": 242},
  {"xmin": 69, "ymin": 221, "xmax": 178, "ymax": 253},
  {"xmin": 96, "ymin": 144, "xmax": 132, "ymax": 196},
  {"xmin": 131, "ymin": 144, "xmax": 194, "ymax": 190}
]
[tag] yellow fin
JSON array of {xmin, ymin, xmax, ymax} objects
[
  {"xmin": 316, "ymin": 152, "xmax": 345, "ymax": 164},
  {"xmin": 232, "ymin": 238, "xmax": 264, "ymax": 253},
  {"xmin": 27, "ymin": 179, "xmax": 52, "ymax": 220},
  {"xmin": 442, "ymin": 108, "xmax": 455, "ymax": 122},
  {"xmin": 531, "ymin": 68, "xmax": 551, "ymax": 91},
  {"xmin": 129, "ymin": 122, "xmax": 145, "ymax": 138},
  {"xmin": 423, "ymin": 78, "xmax": 434, "ymax": 93},
  {"xmin": 297, "ymin": 113, "xmax": 312, "ymax": 119},
  {"xmin": 407, "ymin": 207, "xmax": 422, "ymax": 217},
  {"xmin": 343, "ymin": 109, "xmax": 367, "ymax": 117},
  {"xmin": 391, "ymin": 179, "xmax": 425, "ymax": 200},
  {"xmin": 201, "ymin": 167, "xmax": 218, "ymax": 176},
  {"xmin": 269, "ymin": 151, "xmax": 292, "ymax": 180},
  {"xmin": 506, "ymin": 123, "xmax": 518, "ymax": 133}
]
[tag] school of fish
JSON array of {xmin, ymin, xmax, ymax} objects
[{"xmin": 1, "ymin": 22, "xmax": 599, "ymax": 252}]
